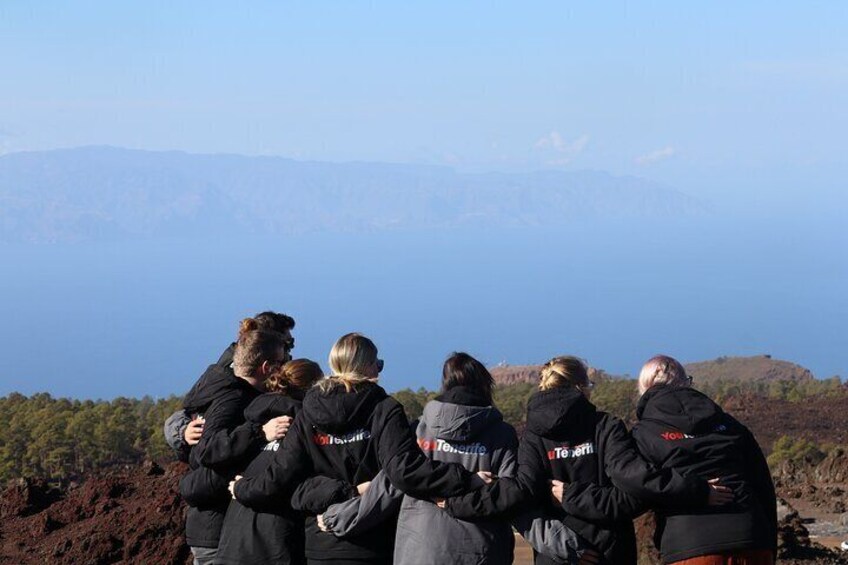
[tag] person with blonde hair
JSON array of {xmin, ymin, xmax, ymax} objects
[
  {"xmin": 231, "ymin": 333, "xmax": 491, "ymax": 565},
  {"xmin": 445, "ymin": 355, "xmax": 732, "ymax": 565},
  {"xmin": 632, "ymin": 355, "xmax": 777, "ymax": 564}
]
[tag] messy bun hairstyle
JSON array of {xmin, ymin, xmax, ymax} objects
[
  {"xmin": 238, "ymin": 311, "xmax": 296, "ymax": 339},
  {"xmin": 266, "ymin": 359, "xmax": 323, "ymax": 398},
  {"xmin": 539, "ymin": 356, "xmax": 590, "ymax": 391}
]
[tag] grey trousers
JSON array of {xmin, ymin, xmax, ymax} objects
[{"xmin": 191, "ymin": 546, "xmax": 217, "ymax": 565}]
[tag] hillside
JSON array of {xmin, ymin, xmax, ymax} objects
[
  {"xmin": 490, "ymin": 364, "xmax": 622, "ymax": 386},
  {"xmin": 2, "ymin": 357, "xmax": 847, "ymax": 563},
  {"xmin": 686, "ymin": 355, "xmax": 817, "ymax": 383},
  {"xmin": 2, "ymin": 458, "xmax": 844, "ymax": 564},
  {"xmin": 0, "ymin": 146, "xmax": 705, "ymax": 243},
  {"xmin": 491, "ymin": 355, "xmax": 820, "ymax": 388}
]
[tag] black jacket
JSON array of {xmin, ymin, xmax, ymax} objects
[
  {"xmin": 234, "ymin": 380, "xmax": 480, "ymax": 562},
  {"xmin": 632, "ymin": 386, "xmax": 777, "ymax": 563},
  {"xmin": 179, "ymin": 359, "xmax": 265, "ymax": 548},
  {"xmin": 216, "ymin": 393, "xmax": 307, "ymax": 565},
  {"xmin": 447, "ymin": 388, "xmax": 706, "ymax": 565}
]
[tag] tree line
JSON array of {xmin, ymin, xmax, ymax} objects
[{"xmin": 0, "ymin": 376, "xmax": 844, "ymax": 483}]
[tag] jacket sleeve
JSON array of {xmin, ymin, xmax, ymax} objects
[
  {"xmin": 588, "ymin": 416, "xmax": 708, "ymax": 507},
  {"xmin": 376, "ymin": 401, "xmax": 479, "ymax": 498},
  {"xmin": 163, "ymin": 409, "xmax": 192, "ymax": 462},
  {"xmin": 179, "ymin": 466, "xmax": 231, "ymax": 507},
  {"xmin": 444, "ymin": 431, "xmax": 541, "ymax": 520},
  {"xmin": 193, "ymin": 393, "xmax": 264, "ymax": 470},
  {"xmin": 290, "ymin": 476, "xmax": 357, "ymax": 515},
  {"xmin": 561, "ymin": 481, "xmax": 645, "ymax": 524},
  {"xmin": 197, "ymin": 419, "xmax": 265, "ymax": 469},
  {"xmin": 737, "ymin": 419, "xmax": 778, "ymax": 550},
  {"xmin": 513, "ymin": 508, "xmax": 588, "ymax": 564},
  {"xmin": 233, "ymin": 415, "xmax": 313, "ymax": 509},
  {"xmin": 493, "ymin": 427, "xmax": 519, "ymax": 479},
  {"xmin": 323, "ymin": 470, "xmax": 404, "ymax": 538}
]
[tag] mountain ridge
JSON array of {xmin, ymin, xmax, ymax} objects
[{"xmin": 0, "ymin": 146, "xmax": 706, "ymax": 243}]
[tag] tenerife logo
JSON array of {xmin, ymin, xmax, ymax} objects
[
  {"xmin": 418, "ymin": 438, "xmax": 489, "ymax": 455},
  {"xmin": 547, "ymin": 442, "xmax": 594, "ymax": 460},
  {"xmin": 660, "ymin": 431, "xmax": 695, "ymax": 441},
  {"xmin": 313, "ymin": 428, "xmax": 371, "ymax": 446},
  {"xmin": 661, "ymin": 424, "xmax": 726, "ymax": 441}
]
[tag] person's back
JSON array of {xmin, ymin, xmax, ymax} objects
[
  {"xmin": 233, "ymin": 334, "xmax": 484, "ymax": 565},
  {"xmin": 299, "ymin": 379, "xmax": 398, "ymax": 562},
  {"xmin": 394, "ymin": 363, "xmax": 518, "ymax": 565},
  {"xmin": 180, "ymin": 325, "xmax": 293, "ymax": 564},
  {"xmin": 633, "ymin": 384, "xmax": 776, "ymax": 563},
  {"xmin": 523, "ymin": 385, "xmax": 639, "ymax": 565},
  {"xmin": 217, "ymin": 358, "xmax": 323, "ymax": 565}
]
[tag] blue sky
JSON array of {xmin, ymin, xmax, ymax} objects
[{"xmin": 1, "ymin": 1, "xmax": 846, "ymax": 207}]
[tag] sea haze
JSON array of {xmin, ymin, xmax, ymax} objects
[{"xmin": 0, "ymin": 148, "xmax": 844, "ymax": 398}]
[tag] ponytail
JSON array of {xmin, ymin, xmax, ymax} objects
[{"xmin": 320, "ymin": 333, "xmax": 380, "ymax": 393}]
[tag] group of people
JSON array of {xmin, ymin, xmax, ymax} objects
[{"xmin": 164, "ymin": 310, "xmax": 777, "ymax": 565}]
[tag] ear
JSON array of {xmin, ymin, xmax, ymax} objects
[{"xmin": 260, "ymin": 360, "xmax": 272, "ymax": 376}]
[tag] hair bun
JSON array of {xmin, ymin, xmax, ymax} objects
[{"xmin": 239, "ymin": 317, "xmax": 259, "ymax": 337}]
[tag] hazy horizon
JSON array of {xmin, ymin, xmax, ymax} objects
[{"xmin": 1, "ymin": 3, "xmax": 845, "ymax": 399}]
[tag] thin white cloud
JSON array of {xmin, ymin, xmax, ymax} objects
[
  {"xmin": 635, "ymin": 146, "xmax": 676, "ymax": 165},
  {"xmin": 534, "ymin": 131, "xmax": 589, "ymax": 165}
]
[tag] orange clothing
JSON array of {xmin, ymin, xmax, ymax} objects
[{"xmin": 672, "ymin": 549, "xmax": 774, "ymax": 565}]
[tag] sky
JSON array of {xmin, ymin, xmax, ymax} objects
[
  {"xmin": 0, "ymin": 2, "xmax": 847, "ymax": 397},
  {"xmin": 1, "ymin": 1, "xmax": 846, "ymax": 210}
]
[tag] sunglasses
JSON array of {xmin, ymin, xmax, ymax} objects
[{"xmin": 377, "ymin": 359, "xmax": 384, "ymax": 373}]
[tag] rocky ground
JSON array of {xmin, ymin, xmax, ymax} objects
[
  {"xmin": 1, "ymin": 458, "xmax": 845, "ymax": 564},
  {"xmin": 0, "ymin": 461, "xmax": 190, "ymax": 564}
]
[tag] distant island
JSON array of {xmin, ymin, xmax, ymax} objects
[{"xmin": 0, "ymin": 146, "xmax": 705, "ymax": 243}]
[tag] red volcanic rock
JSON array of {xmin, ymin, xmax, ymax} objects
[{"xmin": 0, "ymin": 461, "xmax": 191, "ymax": 564}]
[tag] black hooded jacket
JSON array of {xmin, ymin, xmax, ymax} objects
[
  {"xmin": 632, "ymin": 386, "xmax": 777, "ymax": 563},
  {"xmin": 179, "ymin": 358, "xmax": 265, "ymax": 548},
  {"xmin": 446, "ymin": 387, "xmax": 707, "ymax": 565},
  {"xmin": 216, "ymin": 392, "xmax": 309, "ymax": 565},
  {"xmin": 233, "ymin": 380, "xmax": 481, "ymax": 562}
]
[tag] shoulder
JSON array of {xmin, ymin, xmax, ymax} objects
[
  {"xmin": 489, "ymin": 421, "xmax": 519, "ymax": 448},
  {"xmin": 596, "ymin": 411, "xmax": 628, "ymax": 436},
  {"xmin": 375, "ymin": 395, "xmax": 405, "ymax": 417}
]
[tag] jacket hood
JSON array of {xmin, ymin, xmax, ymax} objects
[
  {"xmin": 525, "ymin": 387, "xmax": 597, "ymax": 438},
  {"xmin": 303, "ymin": 381, "xmax": 388, "ymax": 435},
  {"xmin": 183, "ymin": 364, "xmax": 242, "ymax": 413},
  {"xmin": 244, "ymin": 393, "xmax": 302, "ymax": 424},
  {"xmin": 422, "ymin": 386, "xmax": 502, "ymax": 442},
  {"xmin": 636, "ymin": 385, "xmax": 723, "ymax": 435}
]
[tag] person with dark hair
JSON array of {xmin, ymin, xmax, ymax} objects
[
  {"xmin": 444, "ymin": 355, "xmax": 733, "ymax": 565},
  {"xmin": 231, "ymin": 334, "xmax": 492, "ymax": 565},
  {"xmin": 179, "ymin": 329, "xmax": 293, "ymax": 565},
  {"xmin": 216, "ymin": 359, "xmax": 324, "ymax": 565},
  {"xmin": 633, "ymin": 355, "xmax": 777, "ymax": 564},
  {"xmin": 391, "ymin": 352, "xmax": 517, "ymax": 564}
]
